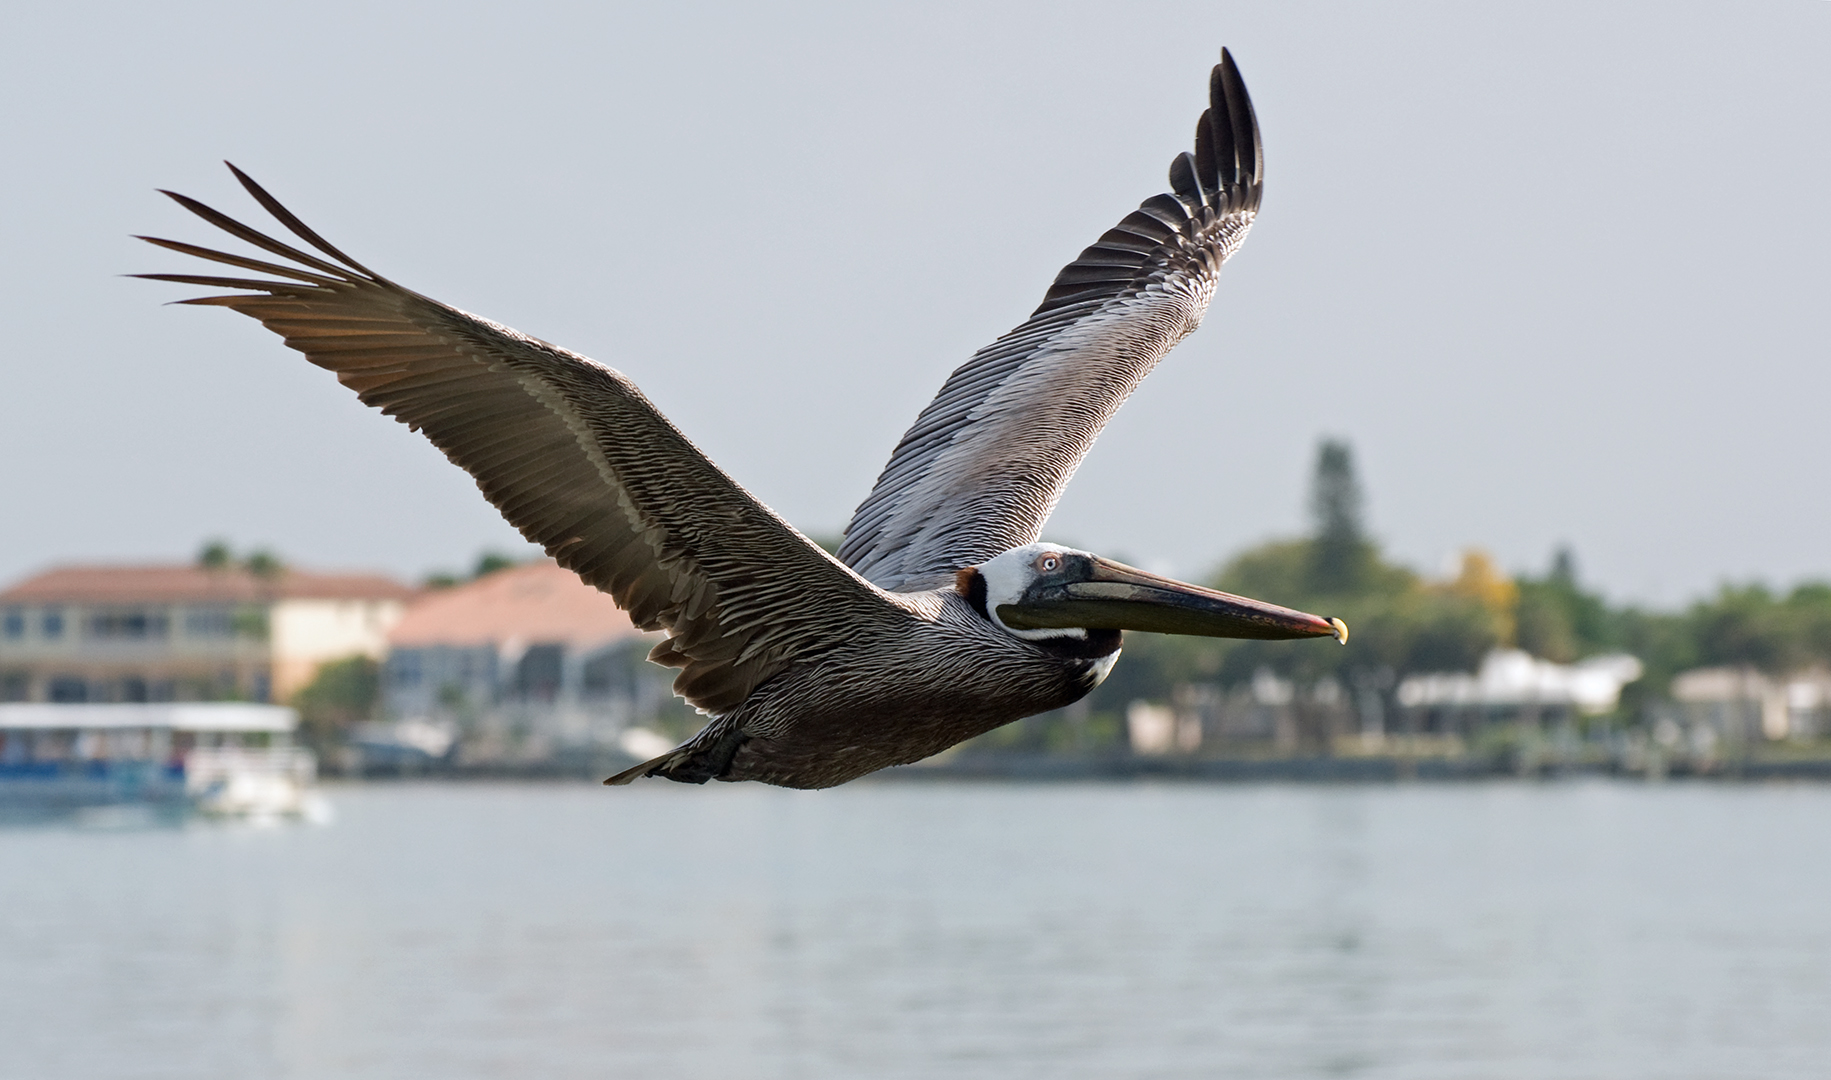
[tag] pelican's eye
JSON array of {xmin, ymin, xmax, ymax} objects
[{"xmin": 1036, "ymin": 554, "xmax": 1061, "ymax": 573}]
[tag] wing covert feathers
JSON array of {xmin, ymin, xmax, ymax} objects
[
  {"xmin": 139, "ymin": 166, "xmax": 904, "ymax": 714},
  {"xmin": 836, "ymin": 50, "xmax": 1263, "ymax": 592}
]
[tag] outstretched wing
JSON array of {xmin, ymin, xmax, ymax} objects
[
  {"xmin": 138, "ymin": 166, "xmax": 908, "ymax": 714},
  {"xmin": 836, "ymin": 50, "xmax": 1263, "ymax": 592}
]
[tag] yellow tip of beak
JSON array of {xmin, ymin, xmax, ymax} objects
[{"xmin": 1330, "ymin": 617, "xmax": 1349, "ymax": 645}]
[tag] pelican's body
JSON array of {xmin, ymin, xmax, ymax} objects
[
  {"xmin": 140, "ymin": 50, "xmax": 1344, "ymax": 789},
  {"xmin": 678, "ymin": 586, "xmax": 1112, "ymax": 789}
]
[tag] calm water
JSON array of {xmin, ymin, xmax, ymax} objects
[{"xmin": 3, "ymin": 780, "xmax": 1829, "ymax": 1079}]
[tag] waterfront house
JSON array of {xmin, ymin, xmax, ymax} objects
[
  {"xmin": 1395, "ymin": 650, "xmax": 1644, "ymax": 731},
  {"xmin": 1670, "ymin": 666, "xmax": 1831, "ymax": 743},
  {"xmin": 0, "ymin": 564, "xmax": 413, "ymax": 706},
  {"xmin": 381, "ymin": 560, "xmax": 668, "ymax": 765},
  {"xmin": 1126, "ymin": 650, "xmax": 1644, "ymax": 759}
]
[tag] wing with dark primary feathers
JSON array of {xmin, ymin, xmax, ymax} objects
[
  {"xmin": 137, "ymin": 165, "xmax": 908, "ymax": 714},
  {"xmin": 836, "ymin": 49, "xmax": 1264, "ymax": 592}
]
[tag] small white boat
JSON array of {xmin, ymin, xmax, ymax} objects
[{"xmin": 0, "ymin": 703, "xmax": 321, "ymax": 820}]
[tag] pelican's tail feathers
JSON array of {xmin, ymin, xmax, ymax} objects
[
  {"xmin": 602, "ymin": 725, "xmax": 746, "ymax": 786},
  {"xmin": 602, "ymin": 751, "xmax": 687, "ymax": 786}
]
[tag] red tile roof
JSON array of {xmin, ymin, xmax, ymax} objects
[
  {"xmin": 388, "ymin": 560, "xmax": 644, "ymax": 651},
  {"xmin": 0, "ymin": 564, "xmax": 415, "ymax": 605}
]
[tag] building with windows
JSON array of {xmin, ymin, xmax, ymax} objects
[
  {"xmin": 1119, "ymin": 649, "xmax": 1645, "ymax": 758},
  {"xmin": 1669, "ymin": 666, "xmax": 1831, "ymax": 743},
  {"xmin": 0, "ymin": 565, "xmax": 413, "ymax": 705},
  {"xmin": 382, "ymin": 560, "xmax": 669, "ymax": 764}
]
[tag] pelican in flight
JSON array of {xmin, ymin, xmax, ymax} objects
[{"xmin": 140, "ymin": 49, "xmax": 1344, "ymax": 789}]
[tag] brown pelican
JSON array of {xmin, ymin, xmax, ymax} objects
[{"xmin": 138, "ymin": 49, "xmax": 1346, "ymax": 789}]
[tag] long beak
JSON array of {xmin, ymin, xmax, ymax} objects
[{"xmin": 997, "ymin": 557, "xmax": 1347, "ymax": 643}]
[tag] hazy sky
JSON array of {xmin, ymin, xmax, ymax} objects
[{"xmin": 2, "ymin": 1, "xmax": 1826, "ymax": 605}]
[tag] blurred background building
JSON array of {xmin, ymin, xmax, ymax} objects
[
  {"xmin": 370, "ymin": 560, "xmax": 674, "ymax": 770},
  {"xmin": 0, "ymin": 563, "xmax": 410, "ymax": 706}
]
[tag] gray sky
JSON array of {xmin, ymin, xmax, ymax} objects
[{"xmin": 2, "ymin": 0, "xmax": 1826, "ymax": 605}]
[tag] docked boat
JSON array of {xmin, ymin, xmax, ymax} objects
[{"xmin": 0, "ymin": 702, "xmax": 319, "ymax": 819}]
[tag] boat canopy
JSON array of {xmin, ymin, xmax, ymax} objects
[{"xmin": 0, "ymin": 703, "xmax": 298, "ymax": 733}]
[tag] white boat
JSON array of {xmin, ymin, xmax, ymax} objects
[{"xmin": 0, "ymin": 703, "xmax": 321, "ymax": 820}]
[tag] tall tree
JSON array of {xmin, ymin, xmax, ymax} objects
[
  {"xmin": 1548, "ymin": 545, "xmax": 1578, "ymax": 588},
  {"xmin": 1306, "ymin": 438, "xmax": 1371, "ymax": 595}
]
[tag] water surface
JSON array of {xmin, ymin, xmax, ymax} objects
[{"xmin": 4, "ymin": 781, "xmax": 1828, "ymax": 1079}]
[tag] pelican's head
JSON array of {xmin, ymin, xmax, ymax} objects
[{"xmin": 959, "ymin": 543, "xmax": 1347, "ymax": 645}]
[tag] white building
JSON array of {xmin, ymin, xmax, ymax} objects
[
  {"xmin": 1397, "ymin": 649, "xmax": 1645, "ymax": 717},
  {"xmin": 1670, "ymin": 667, "xmax": 1831, "ymax": 742}
]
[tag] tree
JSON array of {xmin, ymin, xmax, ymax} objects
[
  {"xmin": 422, "ymin": 550, "xmax": 530, "ymax": 590},
  {"xmin": 1189, "ymin": 439, "xmax": 1508, "ymax": 688},
  {"xmin": 1684, "ymin": 583, "xmax": 1831, "ymax": 676},
  {"xmin": 244, "ymin": 549, "xmax": 285, "ymax": 579},
  {"xmin": 1445, "ymin": 550, "xmax": 1517, "ymax": 645},
  {"xmin": 472, "ymin": 551, "xmax": 521, "ymax": 579},
  {"xmin": 197, "ymin": 539, "xmax": 232, "ymax": 570},
  {"xmin": 292, "ymin": 655, "xmax": 381, "ymax": 751},
  {"xmin": 1306, "ymin": 439, "xmax": 1375, "ymax": 596},
  {"xmin": 1515, "ymin": 547, "xmax": 1618, "ymax": 663}
]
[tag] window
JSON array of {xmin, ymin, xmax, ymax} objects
[
  {"xmin": 41, "ymin": 609, "xmax": 63, "ymax": 639},
  {"xmin": 86, "ymin": 608, "xmax": 171, "ymax": 640},
  {"xmin": 513, "ymin": 644, "xmax": 565, "ymax": 701},
  {"xmin": 183, "ymin": 607, "xmax": 236, "ymax": 638},
  {"xmin": 391, "ymin": 651, "xmax": 423, "ymax": 687},
  {"xmin": 1, "ymin": 608, "xmax": 22, "ymax": 639},
  {"xmin": 582, "ymin": 645, "xmax": 632, "ymax": 697}
]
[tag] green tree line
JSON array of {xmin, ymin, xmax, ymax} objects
[
  {"xmin": 1085, "ymin": 440, "xmax": 1831, "ymax": 725},
  {"xmin": 287, "ymin": 444, "xmax": 1831, "ymax": 752}
]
